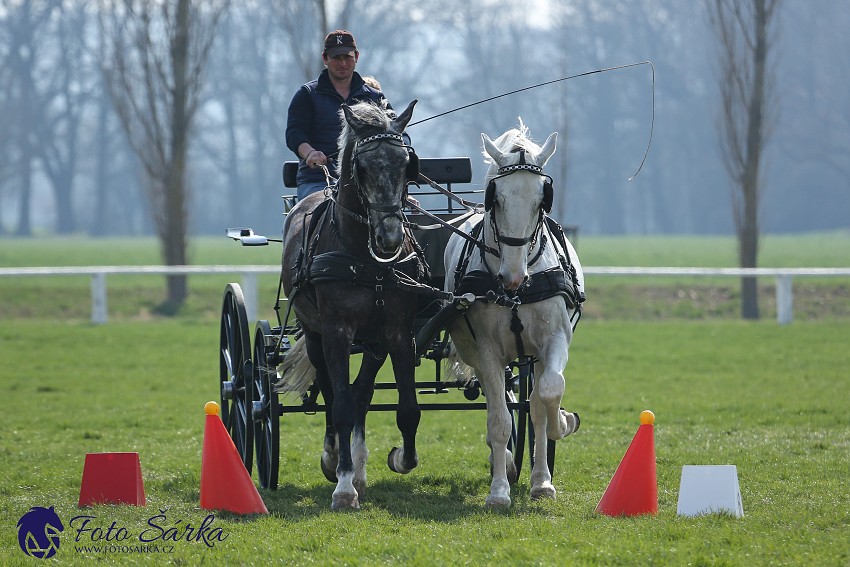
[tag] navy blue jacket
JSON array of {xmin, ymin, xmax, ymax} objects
[{"xmin": 286, "ymin": 70, "xmax": 388, "ymax": 186}]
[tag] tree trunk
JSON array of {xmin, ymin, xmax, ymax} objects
[
  {"xmin": 738, "ymin": 0, "xmax": 771, "ymax": 320},
  {"xmin": 15, "ymin": 153, "xmax": 33, "ymax": 237},
  {"xmin": 161, "ymin": 0, "xmax": 192, "ymax": 309}
]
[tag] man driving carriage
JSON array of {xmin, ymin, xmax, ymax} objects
[{"xmin": 286, "ymin": 30, "xmax": 401, "ymax": 201}]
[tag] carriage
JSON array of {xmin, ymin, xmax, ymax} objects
[{"xmin": 217, "ymin": 101, "xmax": 584, "ymax": 509}]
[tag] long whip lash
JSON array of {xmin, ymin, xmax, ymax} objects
[{"xmin": 409, "ymin": 60, "xmax": 655, "ymax": 180}]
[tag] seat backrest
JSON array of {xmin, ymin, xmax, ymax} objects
[
  {"xmin": 282, "ymin": 156, "xmax": 472, "ymax": 189},
  {"xmin": 418, "ymin": 157, "xmax": 472, "ymax": 184},
  {"xmin": 282, "ymin": 162, "xmax": 299, "ymax": 188}
]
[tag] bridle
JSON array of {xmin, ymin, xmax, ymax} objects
[
  {"xmin": 485, "ymin": 149, "xmax": 553, "ymax": 255},
  {"xmin": 331, "ymin": 132, "xmax": 418, "ymax": 264}
]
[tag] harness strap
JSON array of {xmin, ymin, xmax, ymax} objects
[{"xmin": 510, "ymin": 304, "xmax": 526, "ymax": 360}]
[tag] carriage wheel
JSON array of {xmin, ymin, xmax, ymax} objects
[
  {"xmin": 252, "ymin": 320, "xmax": 280, "ymax": 490},
  {"xmin": 219, "ymin": 283, "xmax": 253, "ymax": 473}
]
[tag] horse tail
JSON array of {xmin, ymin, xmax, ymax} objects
[
  {"xmin": 274, "ymin": 336, "xmax": 316, "ymax": 396},
  {"xmin": 441, "ymin": 341, "xmax": 476, "ymax": 386}
]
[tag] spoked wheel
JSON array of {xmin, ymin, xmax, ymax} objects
[
  {"xmin": 219, "ymin": 283, "xmax": 253, "ymax": 473},
  {"xmin": 251, "ymin": 320, "xmax": 280, "ymax": 490}
]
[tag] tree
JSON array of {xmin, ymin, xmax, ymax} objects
[
  {"xmin": 100, "ymin": 0, "xmax": 226, "ymax": 310},
  {"xmin": 708, "ymin": 0, "xmax": 781, "ymax": 319},
  {"xmin": 0, "ymin": 0, "xmax": 59, "ymax": 236}
]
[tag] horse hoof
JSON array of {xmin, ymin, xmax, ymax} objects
[
  {"xmin": 485, "ymin": 494, "xmax": 511, "ymax": 508},
  {"xmin": 531, "ymin": 484, "xmax": 557, "ymax": 501},
  {"xmin": 555, "ymin": 409, "xmax": 580, "ymax": 439},
  {"xmin": 331, "ymin": 492, "xmax": 360, "ymax": 511},
  {"xmin": 320, "ymin": 453, "xmax": 338, "ymax": 483},
  {"xmin": 387, "ymin": 447, "xmax": 415, "ymax": 474}
]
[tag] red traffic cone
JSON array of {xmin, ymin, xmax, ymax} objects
[
  {"xmin": 596, "ymin": 410, "xmax": 657, "ymax": 516},
  {"xmin": 200, "ymin": 401, "xmax": 268, "ymax": 515},
  {"xmin": 79, "ymin": 452, "xmax": 146, "ymax": 507}
]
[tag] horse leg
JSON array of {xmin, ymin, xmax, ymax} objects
[
  {"xmin": 319, "ymin": 329, "xmax": 360, "ymax": 511},
  {"xmin": 529, "ymin": 359, "xmax": 579, "ymax": 501},
  {"xmin": 350, "ymin": 349, "xmax": 384, "ymax": 499},
  {"xmin": 386, "ymin": 335, "xmax": 420, "ymax": 475},
  {"xmin": 480, "ymin": 361, "xmax": 513, "ymax": 507},
  {"xmin": 305, "ymin": 335, "xmax": 339, "ymax": 483}
]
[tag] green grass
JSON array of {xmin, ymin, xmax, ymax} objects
[
  {"xmin": 1, "ymin": 234, "xmax": 848, "ymax": 564},
  {"xmin": 1, "ymin": 319, "xmax": 848, "ymax": 565}
]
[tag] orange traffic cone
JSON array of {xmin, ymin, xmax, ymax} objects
[
  {"xmin": 200, "ymin": 401, "xmax": 268, "ymax": 515},
  {"xmin": 79, "ymin": 452, "xmax": 146, "ymax": 507},
  {"xmin": 596, "ymin": 410, "xmax": 657, "ymax": 516}
]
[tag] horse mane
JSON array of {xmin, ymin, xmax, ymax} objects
[
  {"xmin": 482, "ymin": 118, "xmax": 546, "ymax": 183},
  {"xmin": 335, "ymin": 100, "xmax": 395, "ymax": 178}
]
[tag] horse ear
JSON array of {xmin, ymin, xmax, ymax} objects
[
  {"xmin": 481, "ymin": 133, "xmax": 502, "ymax": 163},
  {"xmin": 342, "ymin": 103, "xmax": 363, "ymax": 132},
  {"xmin": 538, "ymin": 132, "xmax": 558, "ymax": 166},
  {"xmin": 392, "ymin": 99, "xmax": 417, "ymax": 132}
]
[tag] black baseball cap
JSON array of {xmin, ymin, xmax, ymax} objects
[{"xmin": 323, "ymin": 30, "xmax": 357, "ymax": 57}]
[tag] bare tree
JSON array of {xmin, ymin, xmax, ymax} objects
[
  {"xmin": 0, "ymin": 0, "xmax": 60, "ymax": 236},
  {"xmin": 709, "ymin": 0, "xmax": 781, "ymax": 320},
  {"xmin": 100, "ymin": 0, "xmax": 227, "ymax": 310}
]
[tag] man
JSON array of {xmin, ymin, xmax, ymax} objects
[{"xmin": 286, "ymin": 30, "xmax": 389, "ymax": 200}]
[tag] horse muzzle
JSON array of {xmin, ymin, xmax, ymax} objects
[
  {"xmin": 498, "ymin": 269, "xmax": 529, "ymax": 292},
  {"xmin": 368, "ymin": 209, "xmax": 405, "ymax": 261}
]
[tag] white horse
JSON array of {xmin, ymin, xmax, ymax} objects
[{"xmin": 443, "ymin": 122, "xmax": 585, "ymax": 507}]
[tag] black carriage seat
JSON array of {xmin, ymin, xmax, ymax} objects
[
  {"xmin": 282, "ymin": 161, "xmax": 299, "ymax": 188},
  {"xmin": 282, "ymin": 157, "xmax": 473, "ymax": 188}
]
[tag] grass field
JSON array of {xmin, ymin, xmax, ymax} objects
[
  {"xmin": 1, "ymin": 319, "xmax": 848, "ymax": 565},
  {"xmin": 1, "ymin": 234, "xmax": 848, "ymax": 565}
]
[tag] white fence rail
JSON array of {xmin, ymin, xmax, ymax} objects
[{"xmin": 2, "ymin": 265, "xmax": 849, "ymax": 325}]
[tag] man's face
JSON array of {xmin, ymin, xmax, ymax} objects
[{"xmin": 324, "ymin": 51, "xmax": 358, "ymax": 82}]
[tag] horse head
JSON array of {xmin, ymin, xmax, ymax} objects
[
  {"xmin": 340, "ymin": 99, "xmax": 417, "ymax": 262},
  {"xmin": 481, "ymin": 123, "xmax": 557, "ymax": 291}
]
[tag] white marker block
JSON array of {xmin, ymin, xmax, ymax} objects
[{"xmin": 677, "ymin": 465, "xmax": 743, "ymax": 517}]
